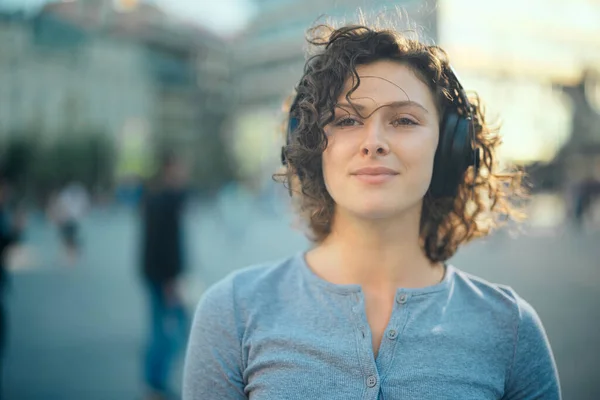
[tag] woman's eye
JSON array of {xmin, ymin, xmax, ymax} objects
[
  {"xmin": 391, "ymin": 117, "xmax": 418, "ymax": 127},
  {"xmin": 334, "ymin": 117, "xmax": 360, "ymax": 127}
]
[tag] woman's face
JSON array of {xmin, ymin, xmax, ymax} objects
[{"xmin": 322, "ymin": 60, "xmax": 440, "ymax": 221}]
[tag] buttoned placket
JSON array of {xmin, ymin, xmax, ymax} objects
[
  {"xmin": 348, "ymin": 290, "xmax": 411, "ymax": 399},
  {"xmin": 375, "ymin": 291, "xmax": 411, "ymax": 381}
]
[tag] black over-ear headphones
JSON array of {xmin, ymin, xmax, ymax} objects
[{"xmin": 281, "ymin": 66, "xmax": 480, "ymax": 198}]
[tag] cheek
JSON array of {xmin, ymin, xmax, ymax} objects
[
  {"xmin": 321, "ymin": 141, "xmax": 351, "ymax": 195},
  {"xmin": 395, "ymin": 131, "xmax": 439, "ymax": 173},
  {"xmin": 321, "ymin": 148, "xmax": 339, "ymax": 194}
]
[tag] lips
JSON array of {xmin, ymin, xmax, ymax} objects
[
  {"xmin": 350, "ymin": 166, "xmax": 399, "ymax": 184},
  {"xmin": 351, "ymin": 166, "xmax": 399, "ymax": 176}
]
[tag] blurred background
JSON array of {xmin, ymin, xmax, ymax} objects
[{"xmin": 0, "ymin": 0, "xmax": 599, "ymax": 399}]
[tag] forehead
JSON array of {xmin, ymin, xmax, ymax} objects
[{"xmin": 338, "ymin": 60, "xmax": 436, "ymax": 111}]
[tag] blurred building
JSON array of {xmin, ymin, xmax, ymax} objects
[
  {"xmin": 556, "ymin": 70, "xmax": 600, "ymax": 183},
  {"xmin": 230, "ymin": 0, "xmax": 437, "ymax": 183},
  {"xmin": 0, "ymin": 0, "xmax": 233, "ymax": 184},
  {"xmin": 528, "ymin": 70, "xmax": 600, "ymax": 192}
]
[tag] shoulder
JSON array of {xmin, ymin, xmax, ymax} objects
[
  {"xmin": 450, "ymin": 266, "xmax": 553, "ymax": 358},
  {"xmin": 448, "ymin": 266, "xmax": 545, "ymax": 340},
  {"xmin": 446, "ymin": 267, "xmax": 559, "ymax": 397},
  {"xmin": 451, "ymin": 266, "xmax": 531, "ymax": 314},
  {"xmin": 196, "ymin": 253, "xmax": 302, "ymax": 318}
]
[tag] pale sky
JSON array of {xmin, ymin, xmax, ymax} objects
[
  {"xmin": 153, "ymin": 0, "xmax": 255, "ymax": 35},
  {"xmin": 440, "ymin": 0, "xmax": 600, "ymax": 83}
]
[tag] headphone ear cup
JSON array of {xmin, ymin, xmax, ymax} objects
[
  {"xmin": 451, "ymin": 116, "xmax": 472, "ymax": 174},
  {"xmin": 431, "ymin": 111, "xmax": 460, "ymax": 198},
  {"xmin": 430, "ymin": 111, "xmax": 475, "ymax": 198},
  {"xmin": 288, "ymin": 116, "xmax": 300, "ymax": 144},
  {"xmin": 282, "ymin": 115, "xmax": 300, "ymax": 165}
]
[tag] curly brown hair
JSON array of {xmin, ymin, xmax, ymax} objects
[{"xmin": 275, "ymin": 22, "xmax": 525, "ymax": 262}]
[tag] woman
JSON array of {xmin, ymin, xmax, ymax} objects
[{"xmin": 183, "ymin": 22, "xmax": 561, "ymax": 399}]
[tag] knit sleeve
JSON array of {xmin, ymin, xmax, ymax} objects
[
  {"xmin": 502, "ymin": 292, "xmax": 561, "ymax": 400},
  {"xmin": 183, "ymin": 275, "xmax": 247, "ymax": 400}
]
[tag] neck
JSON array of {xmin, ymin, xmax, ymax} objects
[{"xmin": 307, "ymin": 204, "xmax": 443, "ymax": 292}]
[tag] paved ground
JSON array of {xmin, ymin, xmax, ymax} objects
[{"xmin": 4, "ymin": 193, "xmax": 600, "ymax": 399}]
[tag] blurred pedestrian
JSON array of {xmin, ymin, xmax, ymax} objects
[
  {"xmin": 140, "ymin": 154, "xmax": 189, "ymax": 400},
  {"xmin": 573, "ymin": 168, "xmax": 600, "ymax": 230},
  {"xmin": 48, "ymin": 181, "xmax": 90, "ymax": 265},
  {"xmin": 183, "ymin": 20, "xmax": 561, "ymax": 399},
  {"xmin": 0, "ymin": 171, "xmax": 25, "ymax": 398}
]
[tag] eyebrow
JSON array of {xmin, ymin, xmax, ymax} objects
[{"xmin": 336, "ymin": 100, "xmax": 430, "ymax": 114}]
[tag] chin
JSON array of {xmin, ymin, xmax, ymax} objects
[
  {"xmin": 331, "ymin": 187, "xmax": 425, "ymax": 221},
  {"xmin": 349, "ymin": 198, "xmax": 414, "ymax": 220}
]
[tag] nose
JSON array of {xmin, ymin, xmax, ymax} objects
[{"xmin": 360, "ymin": 120, "xmax": 389, "ymax": 157}]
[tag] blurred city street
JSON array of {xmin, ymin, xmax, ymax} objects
[
  {"xmin": 4, "ymin": 193, "xmax": 600, "ymax": 400},
  {"xmin": 1, "ymin": 1, "xmax": 600, "ymax": 399}
]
